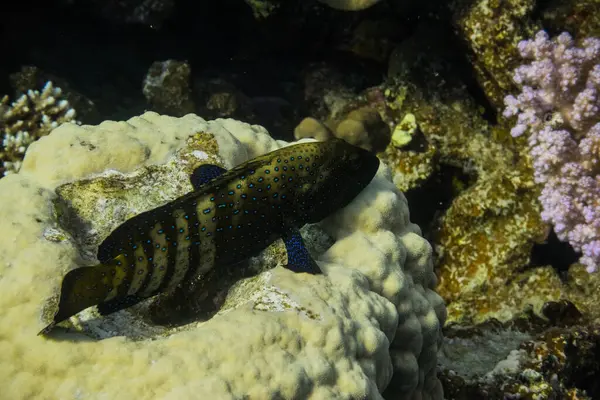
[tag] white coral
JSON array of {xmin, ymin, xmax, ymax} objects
[{"xmin": 0, "ymin": 81, "xmax": 78, "ymax": 175}]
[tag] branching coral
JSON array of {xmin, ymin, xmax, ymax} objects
[
  {"xmin": 504, "ymin": 30, "xmax": 600, "ymax": 273},
  {"xmin": 0, "ymin": 81, "xmax": 78, "ymax": 176}
]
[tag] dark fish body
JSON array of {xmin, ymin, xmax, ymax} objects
[{"xmin": 40, "ymin": 138, "xmax": 379, "ymax": 334}]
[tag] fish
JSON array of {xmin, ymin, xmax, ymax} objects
[{"xmin": 38, "ymin": 138, "xmax": 380, "ymax": 335}]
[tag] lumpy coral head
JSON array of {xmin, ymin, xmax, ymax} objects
[{"xmin": 0, "ymin": 112, "xmax": 445, "ymax": 399}]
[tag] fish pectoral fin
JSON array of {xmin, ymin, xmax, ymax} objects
[
  {"xmin": 282, "ymin": 227, "xmax": 322, "ymax": 274},
  {"xmin": 190, "ymin": 164, "xmax": 227, "ymax": 190},
  {"xmin": 97, "ymin": 294, "xmax": 145, "ymax": 316}
]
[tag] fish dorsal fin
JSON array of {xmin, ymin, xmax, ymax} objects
[{"xmin": 190, "ymin": 164, "xmax": 227, "ymax": 190}]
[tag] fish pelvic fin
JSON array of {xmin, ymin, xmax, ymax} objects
[
  {"xmin": 282, "ymin": 227, "xmax": 322, "ymax": 274},
  {"xmin": 39, "ymin": 262, "xmax": 124, "ymax": 335}
]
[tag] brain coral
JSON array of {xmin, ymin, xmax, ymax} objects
[{"xmin": 0, "ymin": 112, "xmax": 445, "ymax": 399}]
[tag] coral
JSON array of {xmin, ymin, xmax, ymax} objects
[
  {"xmin": 540, "ymin": 0, "xmax": 600, "ymax": 39},
  {"xmin": 294, "ymin": 106, "xmax": 390, "ymax": 153},
  {"xmin": 317, "ymin": 0, "xmax": 382, "ymax": 11},
  {"xmin": 302, "ymin": 63, "xmax": 359, "ymax": 121},
  {"xmin": 334, "ymin": 106, "xmax": 390, "ymax": 152},
  {"xmin": 294, "ymin": 117, "xmax": 334, "ymax": 142},
  {"xmin": 377, "ymin": 67, "xmax": 550, "ymax": 325},
  {"xmin": 0, "ymin": 81, "xmax": 78, "ymax": 176},
  {"xmin": 243, "ymin": 0, "xmax": 280, "ymax": 18},
  {"xmin": 390, "ymin": 113, "xmax": 418, "ymax": 148},
  {"xmin": 9, "ymin": 66, "xmax": 98, "ymax": 123},
  {"xmin": 142, "ymin": 60, "xmax": 196, "ymax": 116},
  {"xmin": 439, "ymin": 321, "xmax": 600, "ymax": 399},
  {"xmin": 503, "ymin": 30, "xmax": 600, "ymax": 273},
  {"xmin": 450, "ymin": 0, "xmax": 541, "ymax": 109},
  {"xmin": 199, "ymin": 79, "xmax": 253, "ymax": 120},
  {"xmin": 0, "ymin": 112, "xmax": 446, "ymax": 399}
]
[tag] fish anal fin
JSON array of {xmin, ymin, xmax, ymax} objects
[
  {"xmin": 97, "ymin": 294, "xmax": 145, "ymax": 315},
  {"xmin": 190, "ymin": 164, "xmax": 227, "ymax": 190},
  {"xmin": 282, "ymin": 227, "xmax": 322, "ymax": 274}
]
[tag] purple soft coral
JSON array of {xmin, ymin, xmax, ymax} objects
[{"xmin": 504, "ymin": 30, "xmax": 600, "ymax": 273}]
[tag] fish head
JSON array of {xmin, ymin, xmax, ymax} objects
[{"xmin": 298, "ymin": 138, "xmax": 380, "ymax": 222}]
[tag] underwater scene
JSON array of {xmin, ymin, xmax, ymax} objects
[{"xmin": 0, "ymin": 0, "xmax": 599, "ymax": 399}]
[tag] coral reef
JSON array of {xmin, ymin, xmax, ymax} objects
[
  {"xmin": 243, "ymin": 0, "xmax": 280, "ymax": 18},
  {"xmin": 439, "ymin": 319, "xmax": 600, "ymax": 399},
  {"xmin": 317, "ymin": 0, "xmax": 382, "ymax": 11},
  {"xmin": 302, "ymin": 63, "xmax": 363, "ymax": 122},
  {"xmin": 293, "ymin": 24, "xmax": 568, "ymax": 326},
  {"xmin": 540, "ymin": 0, "xmax": 600, "ymax": 39},
  {"xmin": 450, "ymin": 0, "xmax": 541, "ymax": 109},
  {"xmin": 294, "ymin": 106, "xmax": 390, "ymax": 152},
  {"xmin": 0, "ymin": 81, "xmax": 78, "ymax": 176},
  {"xmin": 379, "ymin": 77, "xmax": 553, "ymax": 325},
  {"xmin": 0, "ymin": 112, "xmax": 445, "ymax": 399},
  {"xmin": 142, "ymin": 60, "xmax": 196, "ymax": 116}
]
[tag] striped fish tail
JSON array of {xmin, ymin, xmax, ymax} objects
[{"xmin": 39, "ymin": 260, "xmax": 128, "ymax": 335}]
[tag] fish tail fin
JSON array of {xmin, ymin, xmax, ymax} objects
[{"xmin": 39, "ymin": 263, "xmax": 119, "ymax": 335}]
